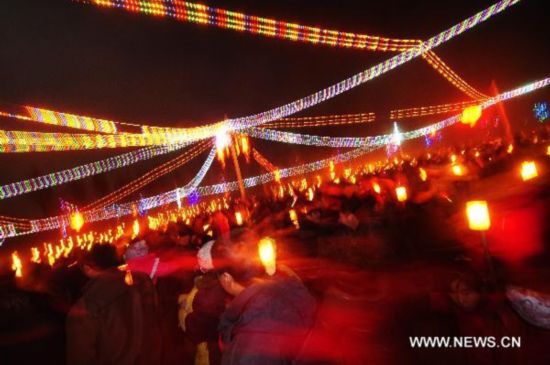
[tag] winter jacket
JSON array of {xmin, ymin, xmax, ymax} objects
[
  {"xmin": 219, "ymin": 276, "xmax": 316, "ymax": 365},
  {"xmin": 66, "ymin": 270, "xmax": 161, "ymax": 365}
]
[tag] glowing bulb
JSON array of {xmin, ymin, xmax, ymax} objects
[
  {"xmin": 70, "ymin": 211, "xmax": 84, "ymax": 232},
  {"xmin": 450, "ymin": 154, "xmax": 457, "ymax": 163},
  {"xmin": 289, "ymin": 209, "xmax": 300, "ymax": 229},
  {"xmin": 466, "ymin": 200, "xmax": 490, "ymax": 231},
  {"xmin": 274, "ymin": 169, "xmax": 281, "ymax": 183},
  {"xmin": 11, "ymin": 251, "xmax": 22, "ymax": 278},
  {"xmin": 546, "ymin": 146, "xmax": 550, "ymax": 156},
  {"xmin": 520, "ymin": 161, "xmax": 538, "ymax": 181},
  {"xmin": 452, "ymin": 164, "xmax": 464, "ymax": 176},
  {"xmin": 258, "ymin": 237, "xmax": 277, "ymax": 276},
  {"xmin": 31, "ymin": 247, "xmax": 41, "ymax": 264},
  {"xmin": 306, "ymin": 187, "xmax": 314, "ymax": 201},
  {"xmin": 395, "ymin": 186, "xmax": 408, "ymax": 202},
  {"xmin": 507, "ymin": 144, "xmax": 514, "ymax": 154},
  {"xmin": 372, "ymin": 182, "xmax": 381, "ymax": 194}
]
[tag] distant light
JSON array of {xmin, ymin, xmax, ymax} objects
[
  {"xmin": 521, "ymin": 161, "xmax": 538, "ymax": 181},
  {"xmin": 419, "ymin": 167, "xmax": 428, "ymax": 182},
  {"xmin": 452, "ymin": 164, "xmax": 464, "ymax": 176},
  {"xmin": 11, "ymin": 251, "xmax": 22, "ymax": 278},
  {"xmin": 70, "ymin": 211, "xmax": 84, "ymax": 232},
  {"xmin": 258, "ymin": 237, "xmax": 277, "ymax": 276},
  {"xmin": 289, "ymin": 209, "xmax": 300, "ymax": 229},
  {"xmin": 372, "ymin": 182, "xmax": 381, "ymax": 194},
  {"xmin": 132, "ymin": 219, "xmax": 140, "ymax": 239},
  {"xmin": 235, "ymin": 211, "xmax": 243, "ymax": 226},
  {"xmin": 466, "ymin": 200, "xmax": 490, "ymax": 231},
  {"xmin": 507, "ymin": 144, "xmax": 514, "ymax": 154}
]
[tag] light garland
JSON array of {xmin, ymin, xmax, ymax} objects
[
  {"xmin": 262, "ymin": 112, "xmax": 376, "ymax": 129},
  {"xmin": 390, "ymin": 100, "xmax": 481, "ymax": 120},
  {"xmin": 76, "ymin": 1, "xmax": 488, "ymax": 99},
  {"xmin": 2, "ymin": 1, "xmax": 516, "ymax": 152},
  {"xmin": 83, "ymin": 140, "xmax": 212, "ymax": 210},
  {"xmin": 0, "ymin": 144, "xmax": 188, "ymax": 200}
]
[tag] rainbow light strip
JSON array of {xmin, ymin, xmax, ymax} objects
[
  {"xmin": 83, "ymin": 140, "xmax": 211, "ymax": 210},
  {"xmin": 0, "ymin": 143, "xmax": 188, "ymax": 200},
  {"xmin": 5, "ymin": 75, "xmax": 545, "ymax": 239},
  {"xmin": 25, "ymin": 106, "xmax": 118, "ymax": 133},
  {"xmin": 0, "ymin": 1, "xmax": 516, "ymax": 151},
  {"xmin": 77, "ymin": 1, "xmax": 488, "ymax": 99}
]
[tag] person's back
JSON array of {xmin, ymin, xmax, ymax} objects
[
  {"xmin": 66, "ymin": 244, "xmax": 161, "ymax": 365},
  {"xmin": 219, "ymin": 276, "xmax": 316, "ymax": 365}
]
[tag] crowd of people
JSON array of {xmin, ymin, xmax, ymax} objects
[{"xmin": 1, "ymin": 126, "xmax": 550, "ymax": 365}]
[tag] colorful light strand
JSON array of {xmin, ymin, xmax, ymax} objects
[
  {"xmin": 389, "ymin": 100, "xmax": 482, "ymax": 120},
  {"xmin": 0, "ymin": 144, "xmax": 188, "ymax": 200},
  {"xmin": 262, "ymin": 112, "xmax": 376, "ymax": 129}
]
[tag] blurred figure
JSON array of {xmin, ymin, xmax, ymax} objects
[
  {"xmin": 66, "ymin": 244, "xmax": 161, "ymax": 365},
  {"xmin": 212, "ymin": 229, "xmax": 316, "ymax": 365}
]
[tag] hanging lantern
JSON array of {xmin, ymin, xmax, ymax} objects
[
  {"xmin": 235, "ymin": 211, "xmax": 243, "ymax": 226},
  {"xmin": 372, "ymin": 181, "xmax": 381, "ymax": 194},
  {"xmin": 466, "ymin": 200, "xmax": 490, "ymax": 231},
  {"xmin": 520, "ymin": 161, "xmax": 538, "ymax": 181},
  {"xmin": 395, "ymin": 186, "xmax": 408, "ymax": 202},
  {"xmin": 258, "ymin": 237, "xmax": 277, "ymax": 276},
  {"xmin": 461, "ymin": 105, "xmax": 482, "ymax": 126},
  {"xmin": 70, "ymin": 211, "xmax": 84, "ymax": 232},
  {"xmin": 132, "ymin": 219, "xmax": 140, "ymax": 239},
  {"xmin": 11, "ymin": 251, "xmax": 22, "ymax": 278},
  {"xmin": 274, "ymin": 169, "xmax": 281, "ymax": 183}
]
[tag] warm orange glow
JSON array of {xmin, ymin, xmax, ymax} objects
[
  {"xmin": 460, "ymin": 105, "xmax": 482, "ymax": 126},
  {"xmin": 240, "ymin": 135, "xmax": 250, "ymax": 158},
  {"xmin": 274, "ymin": 169, "xmax": 281, "ymax": 183},
  {"xmin": 349, "ymin": 175, "xmax": 357, "ymax": 184},
  {"xmin": 507, "ymin": 144, "xmax": 514, "ymax": 154},
  {"xmin": 452, "ymin": 164, "xmax": 464, "ymax": 176},
  {"xmin": 466, "ymin": 200, "xmax": 491, "ymax": 231},
  {"xmin": 330, "ymin": 171, "xmax": 336, "ymax": 181},
  {"xmin": 450, "ymin": 154, "xmax": 457, "ymax": 163},
  {"xmin": 70, "ymin": 211, "xmax": 84, "ymax": 232},
  {"xmin": 258, "ymin": 237, "xmax": 277, "ymax": 276},
  {"xmin": 11, "ymin": 251, "xmax": 22, "ymax": 278},
  {"xmin": 132, "ymin": 219, "xmax": 139, "ymax": 239},
  {"xmin": 289, "ymin": 209, "xmax": 300, "ymax": 229},
  {"xmin": 546, "ymin": 145, "xmax": 550, "ymax": 156},
  {"xmin": 30, "ymin": 247, "xmax": 41, "ymax": 264},
  {"xmin": 306, "ymin": 187, "xmax": 314, "ymax": 201},
  {"xmin": 395, "ymin": 186, "xmax": 408, "ymax": 202},
  {"xmin": 419, "ymin": 167, "xmax": 427, "ymax": 181},
  {"xmin": 372, "ymin": 182, "xmax": 381, "ymax": 194},
  {"xmin": 125, "ymin": 270, "xmax": 134, "ymax": 285},
  {"xmin": 521, "ymin": 161, "xmax": 538, "ymax": 181},
  {"xmin": 235, "ymin": 211, "xmax": 243, "ymax": 226},
  {"xmin": 315, "ymin": 175, "xmax": 322, "ymax": 188}
]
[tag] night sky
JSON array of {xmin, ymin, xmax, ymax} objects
[{"xmin": 0, "ymin": 0, "xmax": 548, "ymax": 221}]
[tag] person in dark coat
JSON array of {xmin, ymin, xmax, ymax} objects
[
  {"xmin": 212, "ymin": 229, "xmax": 316, "ymax": 365},
  {"xmin": 66, "ymin": 244, "xmax": 162, "ymax": 365}
]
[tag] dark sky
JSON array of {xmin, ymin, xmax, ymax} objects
[{"xmin": 0, "ymin": 0, "xmax": 548, "ymax": 220}]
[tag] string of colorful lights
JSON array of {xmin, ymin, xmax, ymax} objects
[
  {"xmin": 3, "ymin": 75, "xmax": 545, "ymax": 239},
  {"xmin": 0, "ymin": 144, "xmax": 189, "ymax": 200},
  {"xmin": 0, "ymin": 1, "xmax": 518, "ymax": 152},
  {"xmin": 262, "ymin": 113, "xmax": 376, "ymax": 129},
  {"xmin": 83, "ymin": 139, "xmax": 212, "ymax": 210},
  {"xmin": 75, "ymin": 1, "xmax": 488, "ymax": 99}
]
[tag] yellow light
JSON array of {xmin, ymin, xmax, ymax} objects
[
  {"xmin": 372, "ymin": 182, "xmax": 381, "ymax": 194},
  {"xmin": 125, "ymin": 270, "xmax": 134, "ymax": 286},
  {"xmin": 460, "ymin": 105, "xmax": 482, "ymax": 126},
  {"xmin": 419, "ymin": 167, "xmax": 427, "ymax": 182},
  {"xmin": 31, "ymin": 247, "xmax": 41, "ymax": 264},
  {"xmin": 466, "ymin": 200, "xmax": 490, "ymax": 231},
  {"xmin": 349, "ymin": 175, "xmax": 357, "ymax": 184},
  {"xmin": 395, "ymin": 186, "xmax": 408, "ymax": 202},
  {"xmin": 452, "ymin": 164, "xmax": 464, "ymax": 176},
  {"xmin": 507, "ymin": 144, "xmax": 514, "ymax": 154},
  {"xmin": 274, "ymin": 169, "xmax": 281, "ymax": 183},
  {"xmin": 330, "ymin": 171, "xmax": 336, "ymax": 181},
  {"xmin": 315, "ymin": 175, "xmax": 322, "ymax": 188},
  {"xmin": 289, "ymin": 209, "xmax": 300, "ymax": 229},
  {"xmin": 546, "ymin": 146, "xmax": 550, "ymax": 156},
  {"xmin": 70, "ymin": 211, "xmax": 84, "ymax": 232},
  {"xmin": 520, "ymin": 161, "xmax": 538, "ymax": 181},
  {"xmin": 11, "ymin": 251, "xmax": 22, "ymax": 278},
  {"xmin": 450, "ymin": 154, "xmax": 457, "ymax": 163},
  {"xmin": 132, "ymin": 219, "xmax": 140, "ymax": 239},
  {"xmin": 306, "ymin": 187, "xmax": 314, "ymax": 201},
  {"xmin": 235, "ymin": 211, "xmax": 243, "ymax": 226},
  {"xmin": 258, "ymin": 237, "xmax": 277, "ymax": 276}
]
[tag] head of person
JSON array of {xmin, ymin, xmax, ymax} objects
[
  {"xmin": 449, "ymin": 274, "xmax": 482, "ymax": 311},
  {"xmin": 81, "ymin": 244, "xmax": 120, "ymax": 278},
  {"xmin": 211, "ymin": 228, "xmax": 265, "ymax": 296}
]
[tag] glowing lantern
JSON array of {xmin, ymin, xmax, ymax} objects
[
  {"xmin": 258, "ymin": 237, "xmax": 277, "ymax": 276},
  {"xmin": 274, "ymin": 169, "xmax": 281, "ymax": 183},
  {"xmin": 461, "ymin": 105, "xmax": 482, "ymax": 126},
  {"xmin": 289, "ymin": 209, "xmax": 300, "ymax": 229},
  {"xmin": 315, "ymin": 175, "xmax": 322, "ymax": 188},
  {"xmin": 395, "ymin": 186, "xmax": 408, "ymax": 202},
  {"xmin": 215, "ymin": 129, "xmax": 231, "ymax": 168},
  {"xmin": 520, "ymin": 161, "xmax": 538, "ymax": 181},
  {"xmin": 507, "ymin": 144, "xmax": 514, "ymax": 154},
  {"xmin": 452, "ymin": 164, "xmax": 464, "ymax": 176},
  {"xmin": 419, "ymin": 167, "xmax": 428, "ymax": 182},
  {"xmin": 372, "ymin": 182, "xmax": 381, "ymax": 194},
  {"xmin": 349, "ymin": 175, "xmax": 357, "ymax": 184},
  {"xmin": 235, "ymin": 211, "xmax": 243, "ymax": 226},
  {"xmin": 132, "ymin": 219, "xmax": 139, "ymax": 239},
  {"xmin": 240, "ymin": 135, "xmax": 250, "ymax": 160},
  {"xmin": 31, "ymin": 247, "xmax": 41, "ymax": 264},
  {"xmin": 70, "ymin": 211, "xmax": 84, "ymax": 232},
  {"xmin": 329, "ymin": 160, "xmax": 335, "ymax": 172},
  {"xmin": 450, "ymin": 154, "xmax": 457, "ymax": 163},
  {"xmin": 11, "ymin": 251, "xmax": 22, "ymax": 278},
  {"xmin": 306, "ymin": 187, "xmax": 314, "ymax": 201},
  {"xmin": 546, "ymin": 146, "xmax": 550, "ymax": 156},
  {"xmin": 466, "ymin": 200, "xmax": 490, "ymax": 231},
  {"xmin": 125, "ymin": 270, "xmax": 134, "ymax": 286}
]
